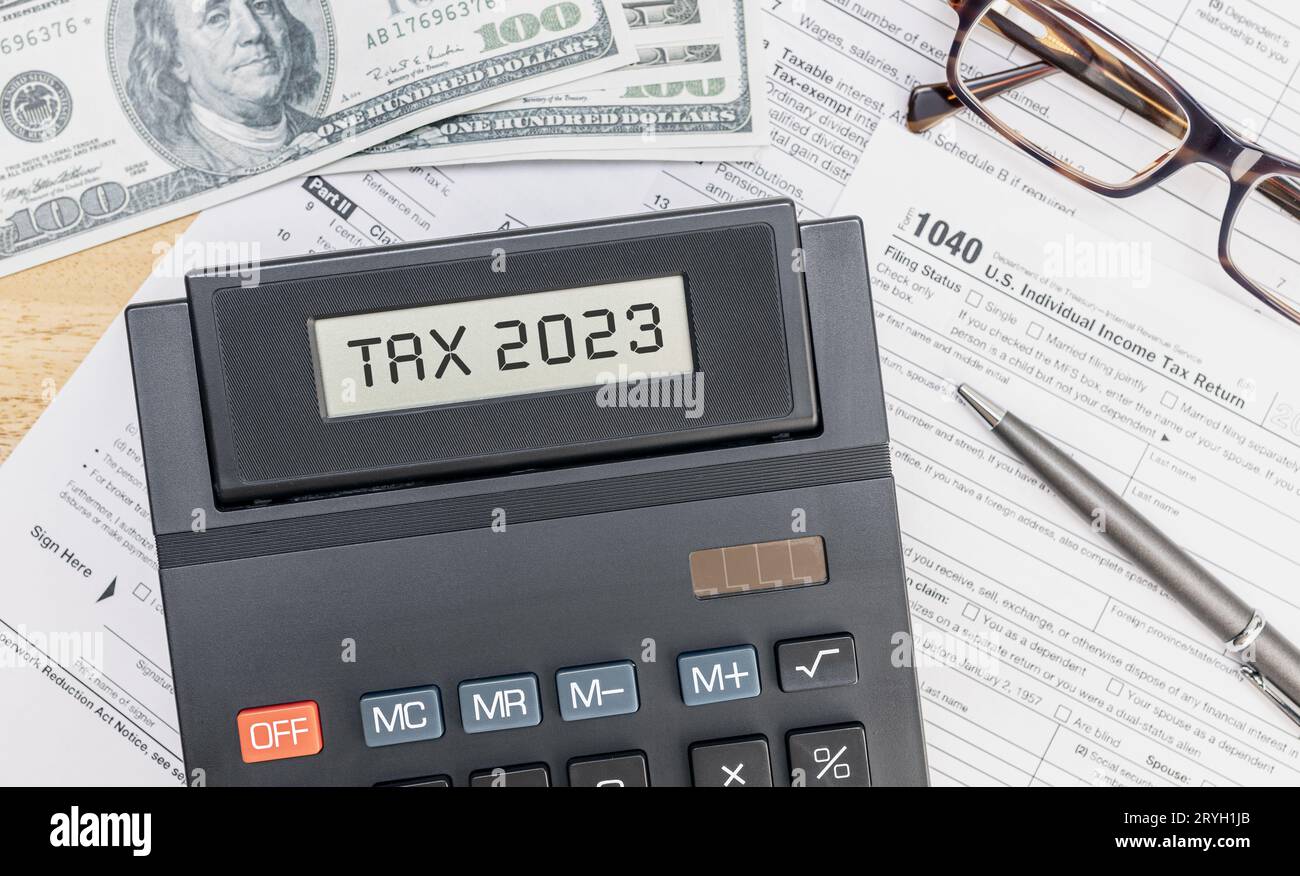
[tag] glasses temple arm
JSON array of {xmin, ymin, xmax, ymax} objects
[{"xmin": 908, "ymin": 62, "xmax": 1055, "ymax": 132}]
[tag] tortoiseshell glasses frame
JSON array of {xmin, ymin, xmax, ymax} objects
[{"xmin": 908, "ymin": 0, "xmax": 1300, "ymax": 326}]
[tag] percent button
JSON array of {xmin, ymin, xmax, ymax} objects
[{"xmin": 787, "ymin": 724, "xmax": 870, "ymax": 787}]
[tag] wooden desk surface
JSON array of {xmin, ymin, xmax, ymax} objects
[{"xmin": 0, "ymin": 216, "xmax": 195, "ymax": 465}]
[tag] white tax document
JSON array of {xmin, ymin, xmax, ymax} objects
[{"xmin": 847, "ymin": 124, "xmax": 1300, "ymax": 786}]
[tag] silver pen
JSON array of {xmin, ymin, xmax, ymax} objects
[{"xmin": 956, "ymin": 383, "xmax": 1300, "ymax": 732}]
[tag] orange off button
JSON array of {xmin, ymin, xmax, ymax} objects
[{"xmin": 237, "ymin": 701, "xmax": 323, "ymax": 763}]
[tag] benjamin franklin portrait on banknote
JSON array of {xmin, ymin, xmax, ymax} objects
[{"xmin": 121, "ymin": 0, "xmax": 330, "ymax": 175}]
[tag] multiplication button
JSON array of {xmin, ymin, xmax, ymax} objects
[
  {"xmin": 776, "ymin": 633, "xmax": 857, "ymax": 692},
  {"xmin": 690, "ymin": 736, "xmax": 772, "ymax": 787}
]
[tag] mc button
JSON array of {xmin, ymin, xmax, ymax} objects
[
  {"xmin": 360, "ymin": 686, "xmax": 443, "ymax": 747},
  {"xmin": 237, "ymin": 701, "xmax": 322, "ymax": 763}
]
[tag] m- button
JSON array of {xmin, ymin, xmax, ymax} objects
[
  {"xmin": 556, "ymin": 661, "xmax": 639, "ymax": 721},
  {"xmin": 237, "ymin": 701, "xmax": 322, "ymax": 764},
  {"xmin": 677, "ymin": 645, "xmax": 761, "ymax": 706}
]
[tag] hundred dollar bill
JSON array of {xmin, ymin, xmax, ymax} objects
[
  {"xmin": 446, "ymin": 142, "xmax": 764, "ymax": 164},
  {"xmin": 0, "ymin": 0, "xmax": 635, "ymax": 277},
  {"xmin": 524, "ymin": 35, "xmax": 730, "ymax": 95},
  {"xmin": 622, "ymin": 0, "xmax": 703, "ymax": 29},
  {"xmin": 332, "ymin": 0, "xmax": 763, "ymax": 169},
  {"xmin": 635, "ymin": 42, "xmax": 718, "ymax": 67}
]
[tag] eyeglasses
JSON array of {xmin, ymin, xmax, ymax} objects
[{"xmin": 908, "ymin": 0, "xmax": 1300, "ymax": 326}]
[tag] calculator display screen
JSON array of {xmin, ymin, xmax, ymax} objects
[{"xmin": 312, "ymin": 276, "xmax": 693, "ymax": 418}]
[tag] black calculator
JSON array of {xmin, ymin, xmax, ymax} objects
[{"xmin": 126, "ymin": 199, "xmax": 927, "ymax": 787}]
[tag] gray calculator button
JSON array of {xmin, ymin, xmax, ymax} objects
[
  {"xmin": 787, "ymin": 724, "xmax": 870, "ymax": 787},
  {"xmin": 458, "ymin": 674, "xmax": 541, "ymax": 734},
  {"xmin": 359, "ymin": 686, "xmax": 443, "ymax": 747},
  {"xmin": 556, "ymin": 661, "xmax": 639, "ymax": 721},
  {"xmin": 470, "ymin": 764, "xmax": 550, "ymax": 787},
  {"xmin": 776, "ymin": 634, "xmax": 858, "ymax": 692},
  {"xmin": 568, "ymin": 752, "xmax": 649, "ymax": 787},
  {"xmin": 690, "ymin": 737, "xmax": 772, "ymax": 787},
  {"xmin": 677, "ymin": 645, "xmax": 761, "ymax": 706},
  {"xmin": 376, "ymin": 775, "xmax": 451, "ymax": 787}
]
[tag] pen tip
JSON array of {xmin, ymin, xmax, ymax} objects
[{"xmin": 956, "ymin": 383, "xmax": 1005, "ymax": 428}]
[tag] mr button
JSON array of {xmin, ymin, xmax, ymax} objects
[
  {"xmin": 237, "ymin": 701, "xmax": 322, "ymax": 763},
  {"xmin": 459, "ymin": 674, "xmax": 541, "ymax": 733}
]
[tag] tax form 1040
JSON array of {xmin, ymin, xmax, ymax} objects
[{"xmin": 845, "ymin": 124, "xmax": 1300, "ymax": 787}]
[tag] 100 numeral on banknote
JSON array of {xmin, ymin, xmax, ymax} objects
[{"xmin": 0, "ymin": 0, "xmax": 633, "ymax": 276}]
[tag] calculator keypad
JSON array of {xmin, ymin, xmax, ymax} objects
[{"xmin": 251, "ymin": 632, "xmax": 864, "ymax": 785}]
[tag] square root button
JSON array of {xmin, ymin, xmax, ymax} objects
[
  {"xmin": 678, "ymin": 645, "xmax": 760, "ymax": 706},
  {"xmin": 556, "ymin": 661, "xmax": 639, "ymax": 722},
  {"xmin": 459, "ymin": 674, "xmax": 541, "ymax": 734},
  {"xmin": 776, "ymin": 634, "xmax": 857, "ymax": 692}
]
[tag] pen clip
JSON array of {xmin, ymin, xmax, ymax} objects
[{"xmin": 1239, "ymin": 664, "xmax": 1300, "ymax": 731}]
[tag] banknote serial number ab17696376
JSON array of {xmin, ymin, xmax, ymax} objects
[
  {"xmin": 369, "ymin": 0, "xmax": 600, "ymax": 50},
  {"xmin": 368, "ymin": 0, "xmax": 503, "ymax": 48},
  {"xmin": 0, "ymin": 16, "xmax": 82, "ymax": 55}
]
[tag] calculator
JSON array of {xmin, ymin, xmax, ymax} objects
[{"xmin": 126, "ymin": 199, "xmax": 927, "ymax": 787}]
